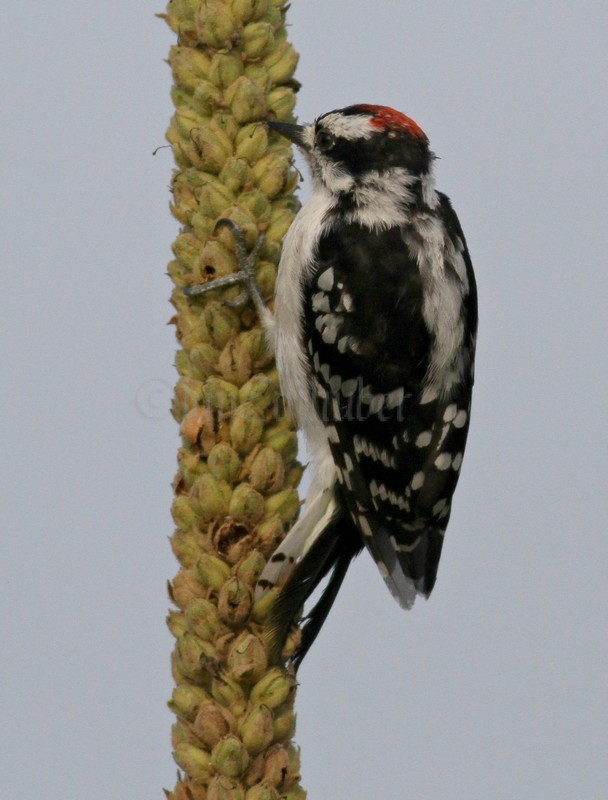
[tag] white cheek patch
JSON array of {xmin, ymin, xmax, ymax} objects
[{"xmin": 319, "ymin": 112, "xmax": 374, "ymax": 140}]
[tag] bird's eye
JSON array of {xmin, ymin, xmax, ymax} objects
[{"xmin": 316, "ymin": 129, "xmax": 336, "ymax": 151}]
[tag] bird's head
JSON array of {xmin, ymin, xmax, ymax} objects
[{"xmin": 268, "ymin": 104, "xmax": 436, "ymax": 211}]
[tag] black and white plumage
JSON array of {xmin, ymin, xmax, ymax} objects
[{"xmin": 252, "ymin": 105, "xmax": 477, "ymax": 666}]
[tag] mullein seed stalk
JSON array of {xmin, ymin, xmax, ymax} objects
[{"xmin": 160, "ymin": 1, "xmax": 304, "ymax": 797}]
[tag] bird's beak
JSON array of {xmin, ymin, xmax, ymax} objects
[{"xmin": 266, "ymin": 120, "xmax": 310, "ymax": 151}]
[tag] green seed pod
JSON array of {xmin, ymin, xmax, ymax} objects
[
  {"xmin": 212, "ymin": 735, "xmax": 251, "ymax": 777},
  {"xmin": 282, "ymin": 786, "xmax": 306, "ymax": 800},
  {"xmin": 225, "ymin": 77, "xmax": 267, "ymax": 124},
  {"xmin": 173, "ymin": 231, "xmax": 204, "ymax": 271},
  {"xmin": 235, "ymin": 124, "xmax": 268, "ymax": 164},
  {"xmin": 236, "ymin": 549, "xmax": 266, "ymax": 586},
  {"xmin": 251, "ymin": 153, "xmax": 289, "ymax": 199},
  {"xmin": 230, "ymin": 403, "xmax": 265, "ymax": 454},
  {"xmin": 240, "ymin": 705, "xmax": 274, "ymax": 755},
  {"xmin": 203, "ymin": 377, "xmax": 240, "ymax": 412},
  {"xmin": 173, "ymin": 743, "xmax": 214, "ymax": 782},
  {"xmin": 172, "ymin": 719, "xmax": 198, "ymax": 748},
  {"xmin": 227, "ymin": 632, "xmax": 268, "ymax": 683},
  {"xmin": 192, "ymin": 80, "xmax": 223, "ymax": 117},
  {"xmin": 215, "ymin": 205, "xmax": 259, "ymax": 249},
  {"xmin": 250, "ymin": 586, "xmax": 280, "ymax": 624},
  {"xmin": 272, "ymin": 707, "xmax": 296, "ymax": 743},
  {"xmin": 172, "ymin": 780, "xmax": 208, "ymax": 800},
  {"xmin": 194, "ymin": 702, "xmax": 231, "ymax": 748},
  {"xmin": 211, "ymin": 674, "xmax": 248, "ymax": 717},
  {"xmin": 237, "ymin": 189, "xmax": 271, "ymax": 222},
  {"xmin": 262, "ymin": 746, "xmax": 289, "ymax": 789},
  {"xmin": 247, "ymin": 447, "xmax": 284, "ymax": 494},
  {"xmin": 238, "ymin": 374, "xmax": 278, "ymax": 412},
  {"xmin": 262, "ymin": 41, "xmax": 299, "ymax": 85},
  {"xmin": 185, "ymin": 598, "xmax": 221, "ymax": 641},
  {"xmin": 266, "ymin": 207, "xmax": 295, "ymax": 243},
  {"xmin": 218, "ymin": 338, "xmax": 253, "ymax": 386},
  {"xmin": 169, "ymin": 46, "xmax": 212, "ymax": 89},
  {"xmin": 199, "ymin": 179, "xmax": 237, "ymax": 218},
  {"xmin": 196, "ymin": 551, "xmax": 232, "ymax": 590},
  {"xmin": 283, "ymin": 462, "xmax": 304, "ymax": 489},
  {"xmin": 230, "ymin": 0, "xmax": 271, "ymax": 25},
  {"xmin": 243, "ymin": 63, "xmax": 271, "ymax": 91},
  {"xmin": 171, "ymin": 528, "xmax": 203, "ymax": 567},
  {"xmin": 209, "ymin": 53, "xmax": 244, "ymax": 90},
  {"xmin": 191, "ymin": 124, "xmax": 234, "ymax": 174},
  {"xmin": 261, "ymin": 428, "xmax": 297, "ymax": 461},
  {"xmin": 169, "ymin": 684, "xmax": 212, "ymax": 722},
  {"xmin": 172, "ymin": 495, "xmax": 198, "ymax": 530},
  {"xmin": 197, "ymin": 239, "xmax": 239, "ymax": 285},
  {"xmin": 264, "ymin": 488, "xmax": 300, "ymax": 523},
  {"xmin": 195, "ymin": 1, "xmax": 238, "ymax": 50},
  {"xmin": 244, "ymin": 783, "xmax": 280, "ymax": 800},
  {"xmin": 250, "ymin": 668, "xmax": 292, "ymax": 709},
  {"xmin": 242, "ymin": 22, "xmax": 275, "ymax": 59},
  {"xmin": 208, "ymin": 442, "xmax": 242, "ymax": 484},
  {"xmin": 253, "ymin": 515, "xmax": 284, "ymax": 553},
  {"xmin": 167, "ymin": 610, "xmax": 188, "ymax": 639},
  {"xmin": 203, "ymin": 302, "xmax": 240, "ymax": 348},
  {"xmin": 266, "ymin": 87, "xmax": 296, "ymax": 119},
  {"xmin": 218, "ymin": 577, "xmax": 253, "ymax": 625},
  {"xmin": 208, "ymin": 776, "xmax": 246, "ymax": 800},
  {"xmin": 188, "ymin": 342, "xmax": 221, "ymax": 381},
  {"xmin": 174, "ymin": 106, "xmax": 209, "ymax": 138},
  {"xmin": 228, "ymin": 483, "xmax": 265, "ymax": 524},
  {"xmin": 219, "ymin": 157, "xmax": 255, "ymax": 194},
  {"xmin": 176, "ymin": 632, "xmax": 211, "ymax": 680},
  {"xmin": 171, "ymin": 568, "xmax": 207, "ymax": 609}
]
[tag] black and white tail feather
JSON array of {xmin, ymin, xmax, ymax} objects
[{"xmin": 212, "ymin": 105, "xmax": 477, "ymax": 668}]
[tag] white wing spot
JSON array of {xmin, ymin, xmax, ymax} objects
[
  {"xmin": 411, "ymin": 471, "xmax": 425, "ymax": 490},
  {"xmin": 317, "ymin": 268, "xmax": 334, "ymax": 291},
  {"xmin": 340, "ymin": 378, "xmax": 358, "ymax": 397},
  {"xmin": 432, "ymin": 498, "xmax": 447, "ymax": 515},
  {"xmin": 329, "ymin": 374, "xmax": 342, "ymax": 394},
  {"xmin": 337, "ymin": 336, "xmax": 350, "ymax": 353},
  {"xmin": 386, "ymin": 387, "xmax": 404, "ymax": 410},
  {"xmin": 443, "ymin": 404, "xmax": 458, "ymax": 422},
  {"xmin": 416, "ymin": 431, "xmax": 432, "ymax": 448},
  {"xmin": 435, "ymin": 452, "xmax": 452, "ymax": 470},
  {"xmin": 311, "ymin": 291, "xmax": 330, "ymax": 312},
  {"xmin": 453, "ymin": 410, "xmax": 468, "ymax": 428},
  {"xmin": 358, "ymin": 514, "xmax": 373, "ymax": 538},
  {"xmin": 452, "ymin": 452, "xmax": 463, "ymax": 471}
]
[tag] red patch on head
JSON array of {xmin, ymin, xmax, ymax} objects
[{"xmin": 354, "ymin": 104, "xmax": 427, "ymax": 139}]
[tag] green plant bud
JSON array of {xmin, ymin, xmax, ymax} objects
[
  {"xmin": 267, "ymin": 87, "xmax": 296, "ymax": 120},
  {"xmin": 174, "ymin": 106, "xmax": 209, "ymax": 139},
  {"xmin": 262, "ymin": 746, "xmax": 289, "ymax": 789},
  {"xmin": 188, "ymin": 343, "xmax": 221, "ymax": 381},
  {"xmin": 227, "ymin": 632, "xmax": 268, "ymax": 683},
  {"xmin": 261, "ymin": 429, "xmax": 297, "ymax": 461},
  {"xmin": 191, "ymin": 124, "xmax": 234, "ymax": 174},
  {"xmin": 242, "ymin": 22, "xmax": 275, "ymax": 59},
  {"xmin": 239, "ymin": 330, "xmax": 271, "ymax": 370},
  {"xmin": 245, "ymin": 783, "xmax": 280, "ymax": 800},
  {"xmin": 238, "ymin": 374, "xmax": 278, "ymax": 412},
  {"xmin": 265, "ymin": 207, "xmax": 295, "ymax": 242},
  {"xmin": 171, "ymin": 184, "xmax": 199, "ymax": 225},
  {"xmin": 247, "ymin": 447, "xmax": 284, "ymax": 494},
  {"xmin": 169, "ymin": 684, "xmax": 212, "ymax": 722},
  {"xmin": 174, "ymin": 743, "xmax": 214, "ymax": 782},
  {"xmin": 240, "ymin": 705, "xmax": 274, "ymax": 755},
  {"xmin": 251, "ymin": 153, "xmax": 289, "ymax": 199},
  {"xmin": 230, "ymin": 0, "xmax": 270, "ymax": 24},
  {"xmin": 208, "ymin": 776, "xmax": 246, "ymax": 800},
  {"xmin": 173, "ymin": 232, "xmax": 203, "ymax": 271},
  {"xmin": 235, "ymin": 124, "xmax": 268, "ymax": 164},
  {"xmin": 191, "ymin": 80, "xmax": 223, "ymax": 117},
  {"xmin": 250, "ymin": 668, "xmax": 292, "ymax": 710},
  {"xmin": 235, "ymin": 549, "xmax": 266, "ymax": 586},
  {"xmin": 195, "ymin": 1, "xmax": 237, "ymax": 50},
  {"xmin": 250, "ymin": 585, "xmax": 280, "ymax": 624},
  {"xmin": 185, "ymin": 598, "xmax": 221, "ymax": 641},
  {"xmin": 230, "ymin": 402, "xmax": 264, "ymax": 454},
  {"xmin": 175, "ymin": 349, "xmax": 196, "ymax": 379},
  {"xmin": 225, "ymin": 77, "xmax": 267, "ymax": 124},
  {"xmin": 216, "ymin": 206, "xmax": 259, "ymax": 249},
  {"xmin": 209, "ymin": 53, "xmax": 244, "ymax": 90},
  {"xmin": 252, "ymin": 261, "xmax": 277, "ymax": 302},
  {"xmin": 264, "ymin": 488, "xmax": 300, "ymax": 523},
  {"xmin": 204, "ymin": 377, "xmax": 240, "ymax": 413},
  {"xmin": 169, "ymin": 46, "xmax": 212, "ymax": 90},
  {"xmin": 191, "ymin": 473, "xmax": 232, "ymax": 522},
  {"xmin": 283, "ymin": 462, "xmax": 304, "ymax": 489},
  {"xmin": 168, "ymin": 258, "xmax": 188, "ymax": 285},
  {"xmin": 228, "ymin": 484, "xmax": 265, "ymax": 524},
  {"xmin": 172, "ymin": 495, "xmax": 198, "ymax": 530},
  {"xmin": 172, "ymin": 719, "xmax": 198, "ymax": 748},
  {"xmin": 170, "ymin": 568, "xmax": 206, "ymax": 609},
  {"xmin": 180, "ymin": 406, "xmax": 209, "ymax": 445},
  {"xmin": 218, "ymin": 577, "xmax": 252, "ymax": 625},
  {"xmin": 167, "ymin": 610, "xmax": 188, "ymax": 639},
  {"xmin": 211, "ymin": 674, "xmax": 247, "ymax": 716},
  {"xmin": 212, "ymin": 735, "xmax": 250, "ymax": 777},
  {"xmin": 272, "ymin": 707, "xmax": 296, "ymax": 743},
  {"xmin": 218, "ymin": 339, "xmax": 253, "ymax": 387},
  {"xmin": 197, "ymin": 239, "xmax": 239, "ymax": 285},
  {"xmin": 282, "ymin": 787, "xmax": 306, "ymax": 800},
  {"xmin": 176, "ymin": 632, "xmax": 212, "ymax": 680},
  {"xmin": 177, "ymin": 450, "xmax": 207, "ymax": 490},
  {"xmin": 176, "ymin": 307, "xmax": 209, "ymax": 350},
  {"xmin": 199, "ymin": 179, "xmax": 236, "ymax": 218},
  {"xmin": 208, "ymin": 442, "xmax": 242, "ymax": 484},
  {"xmin": 170, "ymin": 780, "xmax": 208, "ymax": 800},
  {"xmin": 191, "ymin": 211, "xmax": 217, "ymax": 245},
  {"xmin": 204, "ymin": 302, "xmax": 240, "ymax": 349},
  {"xmin": 262, "ymin": 41, "xmax": 299, "ymax": 84},
  {"xmin": 171, "ymin": 528, "xmax": 203, "ymax": 568},
  {"xmin": 182, "ymin": 406, "xmax": 218, "ymax": 456},
  {"xmin": 219, "ymin": 157, "xmax": 255, "ymax": 194},
  {"xmin": 237, "ymin": 190, "xmax": 271, "ymax": 222},
  {"xmin": 243, "ymin": 64, "xmax": 271, "ymax": 91},
  {"xmin": 214, "ymin": 112, "xmax": 240, "ymax": 144},
  {"xmin": 172, "ymin": 86, "xmax": 207, "ymax": 118},
  {"xmin": 196, "ymin": 551, "xmax": 232, "ymax": 591},
  {"xmin": 194, "ymin": 701, "xmax": 231, "ymax": 748},
  {"xmin": 253, "ymin": 515, "xmax": 283, "ymax": 553}
]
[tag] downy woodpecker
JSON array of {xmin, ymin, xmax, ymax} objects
[{"xmin": 198, "ymin": 105, "xmax": 478, "ymax": 667}]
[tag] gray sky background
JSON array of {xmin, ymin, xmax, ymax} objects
[{"xmin": 2, "ymin": 2, "xmax": 607, "ymax": 798}]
